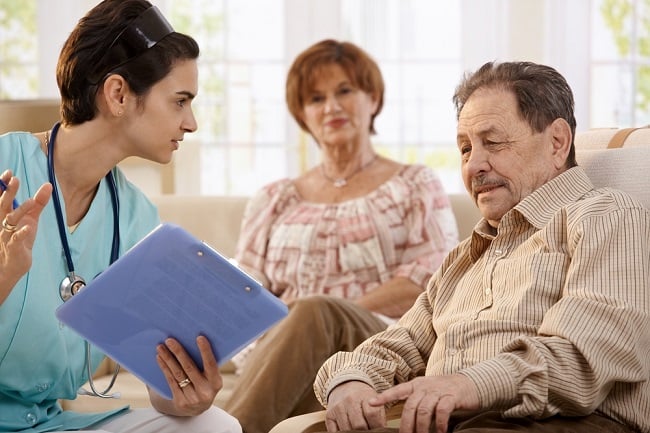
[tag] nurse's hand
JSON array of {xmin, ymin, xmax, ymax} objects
[
  {"xmin": 0, "ymin": 171, "xmax": 52, "ymax": 305},
  {"xmin": 149, "ymin": 335, "xmax": 223, "ymax": 416}
]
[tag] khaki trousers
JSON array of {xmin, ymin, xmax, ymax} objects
[{"xmin": 224, "ymin": 296, "xmax": 388, "ymax": 433}]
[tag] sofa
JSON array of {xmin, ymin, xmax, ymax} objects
[{"xmin": 59, "ymin": 192, "xmax": 482, "ymax": 414}]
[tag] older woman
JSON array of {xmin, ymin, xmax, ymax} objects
[{"xmin": 224, "ymin": 39, "xmax": 459, "ymax": 433}]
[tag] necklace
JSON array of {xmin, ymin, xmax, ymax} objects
[{"xmin": 321, "ymin": 154, "xmax": 379, "ymax": 188}]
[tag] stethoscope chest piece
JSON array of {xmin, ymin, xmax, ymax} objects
[{"xmin": 60, "ymin": 273, "xmax": 86, "ymax": 302}]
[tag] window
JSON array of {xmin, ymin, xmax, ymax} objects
[
  {"xmin": 164, "ymin": 0, "xmax": 464, "ymax": 195},
  {"xmin": 164, "ymin": 0, "xmax": 286, "ymax": 195},
  {"xmin": 339, "ymin": 0, "xmax": 463, "ymax": 193},
  {"xmin": 591, "ymin": 0, "xmax": 650, "ymax": 127},
  {"xmin": 0, "ymin": 1, "xmax": 37, "ymax": 98},
  {"xmin": 2, "ymin": 1, "xmax": 647, "ymax": 197}
]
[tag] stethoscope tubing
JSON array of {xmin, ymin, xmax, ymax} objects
[
  {"xmin": 46, "ymin": 122, "xmax": 122, "ymax": 398},
  {"xmin": 46, "ymin": 122, "xmax": 121, "ymax": 274}
]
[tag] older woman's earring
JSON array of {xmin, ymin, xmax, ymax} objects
[{"xmin": 117, "ymin": 110, "xmax": 123, "ymax": 117}]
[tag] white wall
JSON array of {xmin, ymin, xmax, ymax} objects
[
  {"xmin": 35, "ymin": 0, "xmax": 594, "ymax": 129},
  {"xmin": 461, "ymin": 0, "xmax": 591, "ymax": 131}
]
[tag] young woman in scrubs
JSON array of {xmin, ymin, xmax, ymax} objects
[{"xmin": 0, "ymin": 1, "xmax": 240, "ymax": 431}]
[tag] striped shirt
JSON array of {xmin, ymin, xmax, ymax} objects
[{"xmin": 315, "ymin": 167, "xmax": 650, "ymax": 432}]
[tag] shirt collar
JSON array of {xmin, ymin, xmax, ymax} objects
[
  {"xmin": 513, "ymin": 166, "xmax": 594, "ymax": 229},
  {"xmin": 467, "ymin": 167, "xmax": 595, "ymax": 260}
]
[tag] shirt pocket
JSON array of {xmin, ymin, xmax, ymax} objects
[{"xmin": 490, "ymin": 252, "xmax": 570, "ymax": 325}]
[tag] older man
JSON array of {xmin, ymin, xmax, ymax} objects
[{"xmin": 314, "ymin": 61, "xmax": 650, "ymax": 433}]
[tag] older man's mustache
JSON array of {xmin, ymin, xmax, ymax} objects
[{"xmin": 472, "ymin": 176, "xmax": 507, "ymax": 193}]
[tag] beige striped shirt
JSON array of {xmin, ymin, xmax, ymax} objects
[{"xmin": 315, "ymin": 167, "xmax": 650, "ymax": 432}]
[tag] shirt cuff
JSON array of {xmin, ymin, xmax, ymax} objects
[
  {"xmin": 317, "ymin": 367, "xmax": 394, "ymax": 407},
  {"xmin": 458, "ymin": 357, "xmax": 519, "ymax": 409}
]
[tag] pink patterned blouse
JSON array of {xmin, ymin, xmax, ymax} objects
[{"xmin": 234, "ymin": 164, "xmax": 459, "ymax": 303}]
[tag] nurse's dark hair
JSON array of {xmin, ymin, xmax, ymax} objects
[
  {"xmin": 57, "ymin": 0, "xmax": 199, "ymax": 126},
  {"xmin": 453, "ymin": 61, "xmax": 577, "ymax": 167}
]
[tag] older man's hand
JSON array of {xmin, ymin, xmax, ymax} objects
[
  {"xmin": 368, "ymin": 374, "xmax": 480, "ymax": 433},
  {"xmin": 325, "ymin": 381, "xmax": 386, "ymax": 432}
]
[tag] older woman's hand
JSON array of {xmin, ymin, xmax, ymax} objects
[
  {"xmin": 149, "ymin": 335, "xmax": 223, "ymax": 416},
  {"xmin": 0, "ymin": 171, "xmax": 52, "ymax": 304}
]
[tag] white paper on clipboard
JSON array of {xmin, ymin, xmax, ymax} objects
[{"xmin": 55, "ymin": 223, "xmax": 288, "ymax": 400}]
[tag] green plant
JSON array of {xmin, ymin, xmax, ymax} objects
[
  {"xmin": 601, "ymin": 0, "xmax": 650, "ymax": 113},
  {"xmin": 0, "ymin": 0, "xmax": 37, "ymax": 99},
  {"xmin": 169, "ymin": 1, "xmax": 225, "ymax": 139}
]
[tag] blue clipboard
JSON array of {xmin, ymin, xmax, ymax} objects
[{"xmin": 55, "ymin": 223, "xmax": 288, "ymax": 399}]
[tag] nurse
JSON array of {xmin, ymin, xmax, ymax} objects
[{"xmin": 0, "ymin": 1, "xmax": 240, "ymax": 432}]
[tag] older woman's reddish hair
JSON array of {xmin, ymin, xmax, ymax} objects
[{"xmin": 285, "ymin": 39, "xmax": 384, "ymax": 134}]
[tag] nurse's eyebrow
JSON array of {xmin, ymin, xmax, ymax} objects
[{"xmin": 177, "ymin": 91, "xmax": 196, "ymax": 99}]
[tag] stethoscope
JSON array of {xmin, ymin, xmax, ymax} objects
[{"xmin": 47, "ymin": 122, "xmax": 122, "ymax": 399}]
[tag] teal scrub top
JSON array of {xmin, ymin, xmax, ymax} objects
[{"xmin": 0, "ymin": 132, "xmax": 159, "ymax": 431}]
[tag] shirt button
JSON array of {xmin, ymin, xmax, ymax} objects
[
  {"xmin": 25, "ymin": 412, "xmax": 37, "ymax": 425},
  {"xmin": 495, "ymin": 249, "xmax": 503, "ymax": 256},
  {"xmin": 484, "ymin": 288, "xmax": 491, "ymax": 295}
]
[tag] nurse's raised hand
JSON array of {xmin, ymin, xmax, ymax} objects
[{"xmin": 0, "ymin": 171, "xmax": 52, "ymax": 304}]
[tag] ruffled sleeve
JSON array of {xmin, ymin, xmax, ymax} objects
[
  {"xmin": 234, "ymin": 178, "xmax": 299, "ymax": 290},
  {"xmin": 391, "ymin": 165, "xmax": 458, "ymax": 287}
]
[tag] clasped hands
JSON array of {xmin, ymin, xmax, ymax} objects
[{"xmin": 325, "ymin": 374, "xmax": 480, "ymax": 433}]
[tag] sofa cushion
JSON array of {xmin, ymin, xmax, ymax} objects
[
  {"xmin": 152, "ymin": 195, "xmax": 249, "ymax": 258},
  {"xmin": 449, "ymin": 193, "xmax": 481, "ymax": 239},
  {"xmin": 576, "ymin": 147, "xmax": 650, "ymax": 207},
  {"xmin": 575, "ymin": 127, "xmax": 650, "ymax": 208}
]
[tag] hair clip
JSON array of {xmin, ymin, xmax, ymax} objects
[{"xmin": 88, "ymin": 6, "xmax": 175, "ymax": 84}]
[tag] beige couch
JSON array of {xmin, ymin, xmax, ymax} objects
[{"xmin": 60, "ymin": 192, "xmax": 481, "ymax": 413}]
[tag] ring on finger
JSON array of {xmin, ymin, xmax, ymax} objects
[
  {"xmin": 2, "ymin": 217, "xmax": 17, "ymax": 233},
  {"xmin": 178, "ymin": 378, "xmax": 191, "ymax": 388}
]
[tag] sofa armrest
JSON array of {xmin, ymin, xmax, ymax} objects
[{"xmin": 269, "ymin": 404, "xmax": 404, "ymax": 433}]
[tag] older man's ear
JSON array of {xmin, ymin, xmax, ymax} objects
[{"xmin": 549, "ymin": 117, "xmax": 573, "ymax": 170}]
